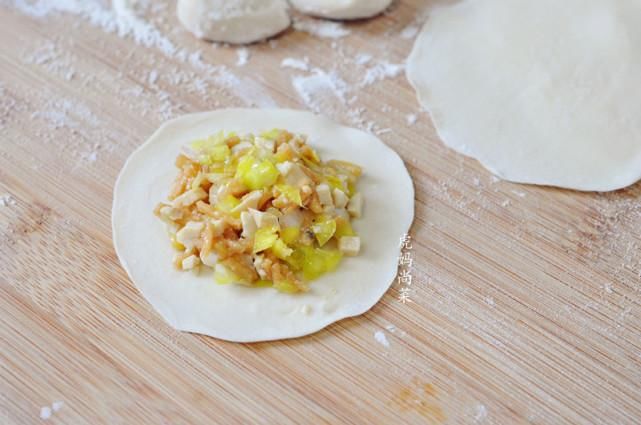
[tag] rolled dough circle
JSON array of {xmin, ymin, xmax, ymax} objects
[
  {"xmin": 289, "ymin": 0, "xmax": 393, "ymax": 20},
  {"xmin": 112, "ymin": 109, "xmax": 414, "ymax": 342},
  {"xmin": 407, "ymin": 0, "xmax": 641, "ymax": 191},
  {"xmin": 177, "ymin": 0, "xmax": 290, "ymax": 44}
]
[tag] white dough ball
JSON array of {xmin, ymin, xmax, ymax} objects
[
  {"xmin": 289, "ymin": 0, "xmax": 393, "ymax": 20},
  {"xmin": 177, "ymin": 0, "xmax": 291, "ymax": 44}
]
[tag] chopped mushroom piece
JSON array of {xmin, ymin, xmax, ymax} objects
[
  {"xmin": 347, "ymin": 192, "xmax": 363, "ymax": 218},
  {"xmin": 172, "ymin": 187, "xmax": 207, "ymax": 208},
  {"xmin": 339, "ymin": 236, "xmax": 361, "ymax": 256},
  {"xmin": 210, "ymin": 219, "xmax": 225, "ymax": 237},
  {"xmin": 253, "ymin": 254, "xmax": 268, "ymax": 279},
  {"xmin": 159, "ymin": 205, "xmax": 183, "ymax": 220},
  {"xmin": 231, "ymin": 141, "xmax": 253, "ymax": 155},
  {"xmin": 240, "ymin": 211, "xmax": 257, "ymax": 238}
]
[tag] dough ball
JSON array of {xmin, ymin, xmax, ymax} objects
[
  {"xmin": 289, "ymin": 0, "xmax": 393, "ymax": 20},
  {"xmin": 177, "ymin": 0, "xmax": 291, "ymax": 44},
  {"xmin": 407, "ymin": 0, "xmax": 641, "ymax": 191}
]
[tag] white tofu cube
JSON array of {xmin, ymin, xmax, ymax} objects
[
  {"xmin": 182, "ymin": 254, "xmax": 201, "ymax": 270},
  {"xmin": 240, "ymin": 211, "xmax": 257, "ymax": 238},
  {"xmin": 332, "ymin": 188, "xmax": 349, "ymax": 209},
  {"xmin": 347, "ymin": 192, "xmax": 363, "ymax": 218},
  {"xmin": 249, "ymin": 208, "xmax": 280, "ymax": 229},
  {"xmin": 339, "ymin": 236, "xmax": 361, "ymax": 256},
  {"xmin": 276, "ymin": 161, "xmax": 293, "ymax": 175},
  {"xmin": 279, "ymin": 209, "xmax": 304, "ymax": 228},
  {"xmin": 176, "ymin": 221, "xmax": 205, "ymax": 250},
  {"xmin": 276, "ymin": 161, "xmax": 311, "ymax": 187},
  {"xmin": 334, "ymin": 208, "xmax": 350, "ymax": 222},
  {"xmin": 255, "ymin": 137, "xmax": 276, "ymax": 153},
  {"xmin": 171, "ymin": 187, "xmax": 207, "ymax": 208},
  {"xmin": 200, "ymin": 251, "xmax": 217, "ymax": 267},
  {"xmin": 231, "ymin": 141, "xmax": 253, "ymax": 155},
  {"xmin": 315, "ymin": 183, "xmax": 334, "ymax": 207},
  {"xmin": 232, "ymin": 190, "xmax": 263, "ymax": 214}
]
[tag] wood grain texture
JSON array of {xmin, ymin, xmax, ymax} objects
[{"xmin": 1, "ymin": 1, "xmax": 640, "ymax": 424}]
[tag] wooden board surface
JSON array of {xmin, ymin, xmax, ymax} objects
[{"xmin": 1, "ymin": 1, "xmax": 641, "ymax": 424}]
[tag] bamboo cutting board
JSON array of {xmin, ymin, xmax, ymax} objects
[{"xmin": 1, "ymin": 1, "xmax": 641, "ymax": 424}]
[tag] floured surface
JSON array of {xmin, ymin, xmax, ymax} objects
[
  {"xmin": 408, "ymin": 0, "xmax": 641, "ymax": 191},
  {"xmin": 113, "ymin": 109, "xmax": 413, "ymax": 342},
  {"xmin": 2, "ymin": 1, "xmax": 641, "ymax": 424}
]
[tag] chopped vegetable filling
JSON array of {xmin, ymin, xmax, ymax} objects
[{"xmin": 155, "ymin": 129, "xmax": 363, "ymax": 293}]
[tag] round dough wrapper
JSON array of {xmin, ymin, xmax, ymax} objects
[
  {"xmin": 407, "ymin": 0, "xmax": 641, "ymax": 192},
  {"xmin": 177, "ymin": 0, "xmax": 290, "ymax": 44},
  {"xmin": 289, "ymin": 0, "xmax": 392, "ymax": 20},
  {"xmin": 112, "ymin": 109, "xmax": 414, "ymax": 342}
]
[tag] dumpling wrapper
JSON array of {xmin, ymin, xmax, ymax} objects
[
  {"xmin": 407, "ymin": 0, "xmax": 641, "ymax": 192},
  {"xmin": 112, "ymin": 109, "xmax": 414, "ymax": 342}
]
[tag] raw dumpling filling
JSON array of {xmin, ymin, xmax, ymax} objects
[{"xmin": 154, "ymin": 129, "xmax": 363, "ymax": 293}]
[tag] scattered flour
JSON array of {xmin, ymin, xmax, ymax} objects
[
  {"xmin": 39, "ymin": 406, "xmax": 52, "ymax": 420},
  {"xmin": 406, "ymin": 114, "xmax": 417, "ymax": 126},
  {"xmin": 39, "ymin": 400, "xmax": 63, "ymax": 420},
  {"xmin": 0, "ymin": 83, "xmax": 17, "ymax": 129},
  {"xmin": 385, "ymin": 324, "xmax": 407, "ymax": 337},
  {"xmin": 10, "ymin": 0, "xmax": 177, "ymax": 56},
  {"xmin": 0, "ymin": 194, "xmax": 16, "ymax": 207},
  {"xmin": 236, "ymin": 48, "xmax": 250, "ymax": 67},
  {"xmin": 147, "ymin": 69, "xmax": 158, "ymax": 85},
  {"xmin": 374, "ymin": 330, "xmax": 390, "ymax": 348},
  {"xmin": 355, "ymin": 53, "xmax": 373, "ymax": 65},
  {"xmin": 22, "ymin": 40, "xmax": 76, "ymax": 81},
  {"xmin": 31, "ymin": 98, "xmax": 99, "ymax": 130},
  {"xmin": 292, "ymin": 69, "xmax": 348, "ymax": 112},
  {"xmin": 474, "ymin": 404, "xmax": 488, "ymax": 422},
  {"xmin": 9, "ymin": 0, "xmax": 276, "ymax": 108},
  {"xmin": 293, "ymin": 18, "xmax": 351, "ymax": 39},
  {"xmin": 361, "ymin": 61, "xmax": 404, "ymax": 87},
  {"xmin": 281, "ymin": 57, "xmax": 310, "ymax": 71}
]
